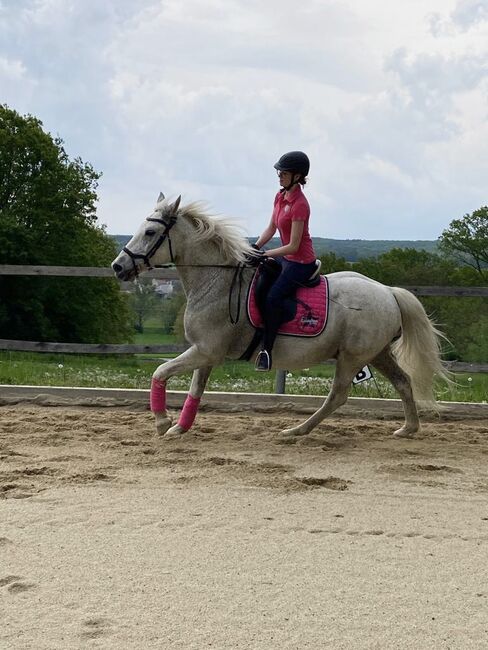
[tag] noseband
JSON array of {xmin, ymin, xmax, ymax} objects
[{"xmin": 123, "ymin": 214, "xmax": 177, "ymax": 276}]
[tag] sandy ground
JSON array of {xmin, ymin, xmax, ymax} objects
[{"xmin": 1, "ymin": 397, "xmax": 488, "ymax": 649}]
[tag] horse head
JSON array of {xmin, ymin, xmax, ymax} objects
[{"xmin": 112, "ymin": 194, "xmax": 182, "ymax": 281}]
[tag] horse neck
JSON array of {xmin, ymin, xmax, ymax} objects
[{"xmin": 175, "ymin": 240, "xmax": 237, "ymax": 302}]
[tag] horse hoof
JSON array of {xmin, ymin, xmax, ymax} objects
[
  {"xmin": 279, "ymin": 426, "xmax": 308, "ymax": 437},
  {"xmin": 163, "ymin": 424, "xmax": 187, "ymax": 439},
  {"xmin": 155, "ymin": 415, "xmax": 172, "ymax": 437},
  {"xmin": 393, "ymin": 426, "xmax": 417, "ymax": 439}
]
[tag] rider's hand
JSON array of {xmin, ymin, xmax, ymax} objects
[{"xmin": 245, "ymin": 247, "xmax": 265, "ymax": 267}]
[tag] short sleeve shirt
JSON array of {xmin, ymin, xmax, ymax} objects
[{"xmin": 272, "ymin": 186, "xmax": 316, "ymax": 263}]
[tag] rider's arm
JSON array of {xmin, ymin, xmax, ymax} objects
[
  {"xmin": 264, "ymin": 220, "xmax": 304, "ymax": 258},
  {"xmin": 255, "ymin": 218, "xmax": 276, "ymax": 248}
]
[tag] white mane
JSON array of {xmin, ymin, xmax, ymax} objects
[{"xmin": 158, "ymin": 200, "xmax": 254, "ymax": 264}]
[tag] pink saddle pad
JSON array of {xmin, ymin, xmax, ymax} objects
[{"xmin": 247, "ymin": 271, "xmax": 329, "ymax": 337}]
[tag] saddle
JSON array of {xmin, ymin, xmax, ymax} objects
[{"xmin": 240, "ymin": 258, "xmax": 329, "ymax": 361}]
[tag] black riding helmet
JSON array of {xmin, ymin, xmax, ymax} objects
[{"xmin": 274, "ymin": 151, "xmax": 310, "ymax": 177}]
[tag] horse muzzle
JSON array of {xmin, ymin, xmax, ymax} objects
[{"xmin": 112, "ymin": 259, "xmax": 138, "ymax": 281}]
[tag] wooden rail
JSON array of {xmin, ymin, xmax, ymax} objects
[
  {"xmin": 1, "ymin": 265, "xmax": 487, "ymax": 296},
  {"xmin": 0, "ymin": 339, "xmax": 188, "ymax": 355},
  {"xmin": 0, "ymin": 265, "xmax": 178, "ymax": 280}
]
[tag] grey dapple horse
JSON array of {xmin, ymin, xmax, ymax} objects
[{"xmin": 112, "ymin": 195, "xmax": 448, "ymax": 439}]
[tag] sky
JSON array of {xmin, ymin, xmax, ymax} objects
[{"xmin": 1, "ymin": 0, "xmax": 487, "ymax": 239}]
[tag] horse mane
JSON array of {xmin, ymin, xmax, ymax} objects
[{"xmin": 171, "ymin": 201, "xmax": 254, "ymax": 263}]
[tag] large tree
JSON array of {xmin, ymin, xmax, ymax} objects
[
  {"xmin": 0, "ymin": 105, "xmax": 133, "ymax": 343},
  {"xmin": 438, "ymin": 207, "xmax": 488, "ymax": 280}
]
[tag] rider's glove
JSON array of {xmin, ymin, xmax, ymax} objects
[{"xmin": 245, "ymin": 246, "xmax": 266, "ymax": 267}]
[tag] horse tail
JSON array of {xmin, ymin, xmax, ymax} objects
[{"xmin": 390, "ymin": 287, "xmax": 450, "ymax": 409}]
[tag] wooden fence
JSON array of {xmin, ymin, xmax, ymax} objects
[{"xmin": 1, "ymin": 265, "xmax": 487, "ymax": 389}]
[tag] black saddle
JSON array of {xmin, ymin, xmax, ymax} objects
[{"xmin": 254, "ymin": 257, "xmax": 322, "ymax": 321}]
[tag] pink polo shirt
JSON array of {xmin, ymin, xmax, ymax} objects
[{"xmin": 272, "ymin": 186, "xmax": 316, "ymax": 263}]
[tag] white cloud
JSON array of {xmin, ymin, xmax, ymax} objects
[{"xmin": 451, "ymin": 0, "xmax": 488, "ymax": 29}]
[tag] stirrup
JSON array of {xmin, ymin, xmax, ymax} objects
[{"xmin": 255, "ymin": 350, "xmax": 272, "ymax": 372}]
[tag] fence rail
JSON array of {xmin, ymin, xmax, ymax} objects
[
  {"xmin": 0, "ymin": 264, "xmax": 178, "ymax": 280},
  {"xmin": 1, "ymin": 265, "xmax": 487, "ymax": 296},
  {"xmin": 0, "ymin": 339, "xmax": 484, "ymax": 373}
]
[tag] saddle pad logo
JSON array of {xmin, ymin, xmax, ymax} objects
[
  {"xmin": 247, "ymin": 273, "xmax": 329, "ymax": 338},
  {"xmin": 300, "ymin": 313, "xmax": 319, "ymax": 329}
]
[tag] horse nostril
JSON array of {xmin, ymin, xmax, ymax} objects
[{"xmin": 112, "ymin": 263, "xmax": 122, "ymax": 274}]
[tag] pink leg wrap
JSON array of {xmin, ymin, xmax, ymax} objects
[
  {"xmin": 177, "ymin": 395, "xmax": 201, "ymax": 431},
  {"xmin": 150, "ymin": 378, "xmax": 167, "ymax": 413}
]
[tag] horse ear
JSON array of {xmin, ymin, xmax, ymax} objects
[
  {"xmin": 172, "ymin": 195, "xmax": 181, "ymax": 213},
  {"xmin": 157, "ymin": 191, "xmax": 165, "ymax": 203}
]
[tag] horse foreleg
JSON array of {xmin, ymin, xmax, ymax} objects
[
  {"xmin": 151, "ymin": 347, "xmax": 214, "ymax": 437},
  {"xmin": 163, "ymin": 366, "xmax": 213, "ymax": 439},
  {"xmin": 279, "ymin": 355, "xmax": 362, "ymax": 437},
  {"xmin": 371, "ymin": 347, "xmax": 419, "ymax": 438}
]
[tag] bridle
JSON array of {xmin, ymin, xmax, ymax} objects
[{"xmin": 122, "ymin": 213, "xmax": 178, "ymax": 276}]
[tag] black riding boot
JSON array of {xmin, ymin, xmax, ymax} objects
[{"xmin": 255, "ymin": 306, "xmax": 282, "ymax": 372}]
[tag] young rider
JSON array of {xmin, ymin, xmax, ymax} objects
[{"xmin": 253, "ymin": 151, "xmax": 317, "ymax": 371}]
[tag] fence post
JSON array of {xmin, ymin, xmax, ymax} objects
[{"xmin": 275, "ymin": 369, "xmax": 287, "ymax": 394}]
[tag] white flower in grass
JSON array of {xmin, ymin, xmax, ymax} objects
[
  {"xmin": 286, "ymin": 372, "xmax": 293, "ymax": 378},
  {"xmin": 467, "ymin": 377, "xmax": 473, "ymax": 382},
  {"xmin": 58, "ymin": 364, "xmax": 64, "ymax": 369}
]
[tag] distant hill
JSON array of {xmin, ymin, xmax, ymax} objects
[{"xmin": 111, "ymin": 235, "xmax": 438, "ymax": 262}]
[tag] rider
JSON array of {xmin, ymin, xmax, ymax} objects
[{"xmin": 253, "ymin": 151, "xmax": 317, "ymax": 372}]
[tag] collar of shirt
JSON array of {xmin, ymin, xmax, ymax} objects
[{"xmin": 278, "ymin": 185, "xmax": 303, "ymax": 205}]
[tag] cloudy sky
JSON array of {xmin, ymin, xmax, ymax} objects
[{"xmin": 1, "ymin": 0, "xmax": 487, "ymax": 239}]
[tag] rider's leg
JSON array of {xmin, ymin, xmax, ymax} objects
[{"xmin": 256, "ymin": 259, "xmax": 316, "ymax": 371}]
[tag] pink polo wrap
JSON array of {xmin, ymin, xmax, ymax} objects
[
  {"xmin": 150, "ymin": 378, "xmax": 167, "ymax": 413},
  {"xmin": 177, "ymin": 395, "xmax": 201, "ymax": 431}
]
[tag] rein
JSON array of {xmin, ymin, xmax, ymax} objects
[{"xmin": 228, "ymin": 264, "xmax": 245, "ymax": 325}]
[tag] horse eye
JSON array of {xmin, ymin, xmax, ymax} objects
[{"xmin": 145, "ymin": 229, "xmax": 156, "ymax": 237}]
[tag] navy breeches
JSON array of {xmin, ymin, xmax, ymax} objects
[{"xmin": 262, "ymin": 258, "xmax": 316, "ymax": 351}]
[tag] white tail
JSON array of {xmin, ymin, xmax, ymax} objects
[{"xmin": 390, "ymin": 287, "xmax": 450, "ymax": 409}]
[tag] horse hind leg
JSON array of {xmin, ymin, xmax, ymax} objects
[
  {"xmin": 279, "ymin": 353, "xmax": 363, "ymax": 438},
  {"xmin": 371, "ymin": 347, "xmax": 419, "ymax": 438}
]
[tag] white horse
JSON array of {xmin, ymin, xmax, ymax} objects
[{"xmin": 112, "ymin": 195, "xmax": 449, "ymax": 440}]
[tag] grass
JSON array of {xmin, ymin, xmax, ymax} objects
[{"xmin": 0, "ymin": 349, "xmax": 486, "ymax": 403}]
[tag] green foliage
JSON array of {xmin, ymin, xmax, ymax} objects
[
  {"xmin": 0, "ymin": 104, "xmax": 133, "ymax": 343},
  {"xmin": 354, "ymin": 248, "xmax": 458, "ymax": 286},
  {"xmin": 128, "ymin": 279, "xmax": 160, "ymax": 333},
  {"xmin": 438, "ymin": 206, "xmax": 488, "ymax": 279},
  {"xmin": 318, "ymin": 251, "xmax": 351, "ymax": 273},
  {"xmin": 161, "ymin": 290, "xmax": 186, "ymax": 338}
]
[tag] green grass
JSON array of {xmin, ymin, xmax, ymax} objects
[
  {"xmin": 0, "ymin": 350, "xmax": 486, "ymax": 403},
  {"xmin": 134, "ymin": 329, "xmax": 182, "ymax": 346}
]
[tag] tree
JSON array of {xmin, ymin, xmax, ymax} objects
[
  {"xmin": 0, "ymin": 105, "xmax": 133, "ymax": 343},
  {"xmin": 354, "ymin": 248, "xmax": 458, "ymax": 286},
  {"xmin": 438, "ymin": 207, "xmax": 488, "ymax": 280},
  {"xmin": 318, "ymin": 251, "xmax": 350, "ymax": 274},
  {"xmin": 129, "ymin": 279, "xmax": 160, "ymax": 333}
]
